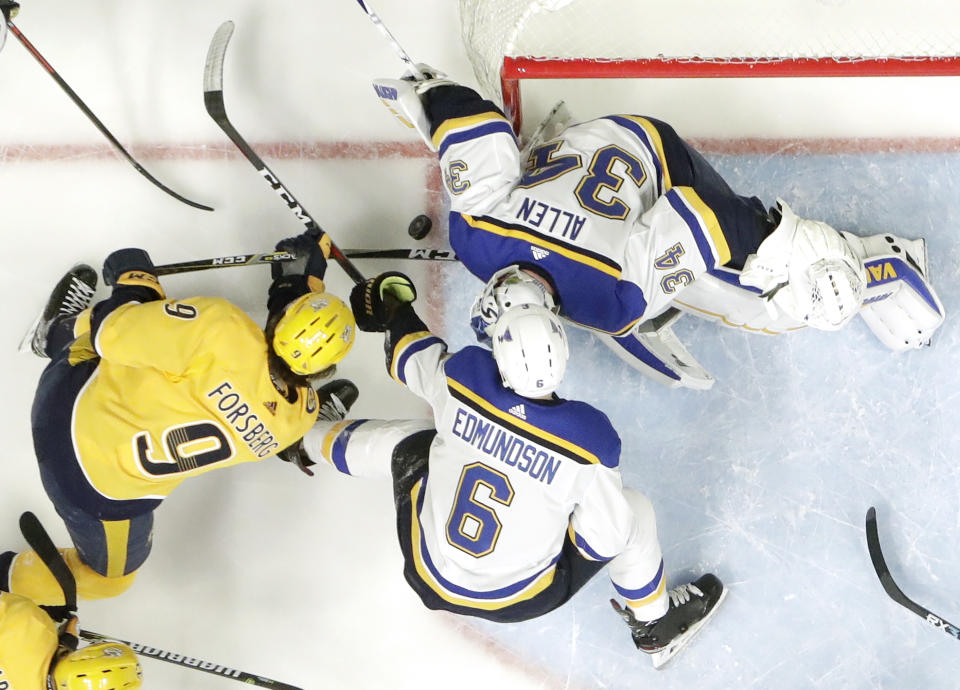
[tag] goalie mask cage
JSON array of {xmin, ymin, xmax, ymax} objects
[{"xmin": 459, "ymin": 0, "xmax": 960, "ymax": 135}]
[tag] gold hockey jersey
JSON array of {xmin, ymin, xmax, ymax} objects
[
  {"xmin": 71, "ymin": 296, "xmax": 318, "ymax": 501},
  {"xmin": 0, "ymin": 591, "xmax": 58, "ymax": 689}
]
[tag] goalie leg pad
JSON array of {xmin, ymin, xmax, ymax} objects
[
  {"xmin": 597, "ymin": 310, "xmax": 714, "ymax": 390},
  {"xmin": 847, "ymin": 232, "xmax": 945, "ymax": 351}
]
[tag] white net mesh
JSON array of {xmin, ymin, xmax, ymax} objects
[{"xmin": 460, "ymin": 0, "xmax": 960, "ymax": 101}]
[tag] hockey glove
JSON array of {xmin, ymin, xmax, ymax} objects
[
  {"xmin": 102, "ymin": 248, "xmax": 165, "ymax": 298},
  {"xmin": 272, "ymin": 228, "xmax": 330, "ymax": 283},
  {"xmin": 0, "ymin": 1, "xmax": 19, "ymax": 22},
  {"xmin": 57, "ymin": 614, "xmax": 80, "ymax": 652},
  {"xmin": 350, "ymin": 271, "xmax": 417, "ymax": 332},
  {"xmin": 276, "ymin": 440, "xmax": 316, "ymax": 477}
]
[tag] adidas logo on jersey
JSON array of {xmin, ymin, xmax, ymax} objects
[
  {"xmin": 508, "ymin": 404, "xmax": 527, "ymax": 419},
  {"xmin": 531, "ymin": 247, "xmax": 550, "ymax": 261}
]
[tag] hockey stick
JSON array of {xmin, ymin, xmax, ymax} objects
[
  {"xmin": 4, "ymin": 19, "xmax": 213, "ymax": 211},
  {"xmin": 153, "ymin": 247, "xmax": 458, "ymax": 276},
  {"xmin": 865, "ymin": 506, "xmax": 960, "ymax": 640},
  {"xmin": 78, "ymin": 630, "xmax": 303, "ymax": 690},
  {"xmin": 352, "ymin": 0, "xmax": 425, "ymax": 78},
  {"xmin": 18, "ymin": 511, "xmax": 77, "ymax": 612},
  {"xmin": 203, "ymin": 21, "xmax": 365, "ymax": 285}
]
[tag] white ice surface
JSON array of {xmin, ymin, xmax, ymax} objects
[{"xmin": 2, "ymin": 1, "xmax": 960, "ymax": 689}]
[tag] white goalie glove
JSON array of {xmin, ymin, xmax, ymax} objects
[
  {"xmin": 740, "ymin": 200, "xmax": 866, "ymax": 330},
  {"xmin": 372, "ymin": 63, "xmax": 454, "ymax": 151}
]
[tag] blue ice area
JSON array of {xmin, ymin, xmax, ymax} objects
[{"xmin": 436, "ymin": 152, "xmax": 960, "ymax": 689}]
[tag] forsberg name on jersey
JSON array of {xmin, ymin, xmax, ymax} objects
[
  {"xmin": 207, "ymin": 381, "xmax": 280, "ymax": 458},
  {"xmin": 451, "ymin": 408, "xmax": 561, "ymax": 485}
]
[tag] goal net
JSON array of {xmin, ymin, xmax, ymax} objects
[{"xmin": 459, "ymin": 0, "xmax": 960, "ymax": 136}]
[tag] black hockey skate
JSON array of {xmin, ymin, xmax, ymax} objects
[
  {"xmin": 612, "ymin": 573, "xmax": 726, "ymax": 669},
  {"xmin": 278, "ymin": 379, "xmax": 359, "ymax": 476},
  {"xmin": 19, "ymin": 264, "xmax": 98, "ymax": 357},
  {"xmin": 316, "ymin": 379, "xmax": 359, "ymax": 422}
]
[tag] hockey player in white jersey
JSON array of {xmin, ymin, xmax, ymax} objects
[
  {"xmin": 284, "ymin": 270, "xmax": 727, "ymax": 668},
  {"xmin": 373, "ymin": 68, "xmax": 945, "ymax": 389}
]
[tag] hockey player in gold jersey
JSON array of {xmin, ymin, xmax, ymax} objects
[
  {"xmin": 0, "ymin": 514, "xmax": 143, "ymax": 690},
  {"xmin": 0, "ymin": 586, "xmax": 143, "ymax": 690},
  {"xmin": 3, "ymin": 228, "xmax": 359, "ymax": 606}
]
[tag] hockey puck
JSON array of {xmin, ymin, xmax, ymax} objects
[{"xmin": 408, "ymin": 214, "xmax": 433, "ymax": 240}]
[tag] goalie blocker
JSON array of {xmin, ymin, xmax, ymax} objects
[{"xmin": 372, "ymin": 64, "xmax": 454, "ymax": 152}]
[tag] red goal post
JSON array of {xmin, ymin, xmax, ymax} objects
[{"xmin": 459, "ymin": 0, "xmax": 960, "ymax": 134}]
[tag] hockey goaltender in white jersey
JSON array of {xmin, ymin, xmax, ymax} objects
[
  {"xmin": 373, "ymin": 69, "xmax": 945, "ymax": 389},
  {"xmin": 285, "ymin": 271, "xmax": 726, "ymax": 667}
]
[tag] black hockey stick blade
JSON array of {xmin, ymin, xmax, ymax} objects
[
  {"xmin": 18, "ymin": 511, "xmax": 77, "ymax": 612},
  {"xmin": 865, "ymin": 506, "xmax": 960, "ymax": 640},
  {"xmin": 7, "ymin": 20, "xmax": 212, "ymax": 211},
  {"xmin": 79, "ymin": 630, "xmax": 303, "ymax": 690},
  {"xmin": 202, "ymin": 20, "xmax": 365, "ymax": 284}
]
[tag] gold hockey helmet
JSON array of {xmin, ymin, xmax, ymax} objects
[
  {"xmin": 273, "ymin": 292, "xmax": 356, "ymax": 375},
  {"xmin": 52, "ymin": 641, "xmax": 143, "ymax": 690}
]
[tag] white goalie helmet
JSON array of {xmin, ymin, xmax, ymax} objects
[
  {"xmin": 491, "ymin": 303, "xmax": 569, "ymax": 398},
  {"xmin": 470, "ymin": 265, "xmax": 557, "ymax": 344}
]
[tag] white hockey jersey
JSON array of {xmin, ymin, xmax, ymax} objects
[
  {"xmin": 388, "ymin": 331, "xmax": 666, "ymax": 615},
  {"xmin": 433, "ymin": 106, "xmax": 732, "ymax": 335}
]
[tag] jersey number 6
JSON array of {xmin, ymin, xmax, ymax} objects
[{"xmin": 445, "ymin": 462, "xmax": 515, "ymax": 558}]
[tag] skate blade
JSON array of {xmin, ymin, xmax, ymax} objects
[
  {"xmin": 17, "ymin": 315, "xmax": 42, "ymax": 355},
  {"xmin": 650, "ymin": 586, "xmax": 728, "ymax": 670}
]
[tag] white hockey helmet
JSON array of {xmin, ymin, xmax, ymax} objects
[
  {"xmin": 471, "ymin": 265, "xmax": 556, "ymax": 344},
  {"xmin": 491, "ymin": 303, "xmax": 569, "ymax": 398}
]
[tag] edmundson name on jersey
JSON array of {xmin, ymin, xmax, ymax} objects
[
  {"xmin": 451, "ymin": 408, "xmax": 561, "ymax": 484},
  {"xmin": 207, "ymin": 381, "xmax": 280, "ymax": 458}
]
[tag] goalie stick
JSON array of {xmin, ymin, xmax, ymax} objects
[
  {"xmin": 203, "ymin": 20, "xmax": 365, "ymax": 285},
  {"xmin": 77, "ymin": 630, "xmax": 304, "ymax": 690},
  {"xmin": 352, "ymin": 0, "xmax": 426, "ymax": 79},
  {"xmin": 865, "ymin": 506, "xmax": 960, "ymax": 641},
  {"xmin": 4, "ymin": 17, "xmax": 213, "ymax": 211},
  {"xmin": 153, "ymin": 247, "xmax": 458, "ymax": 276}
]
